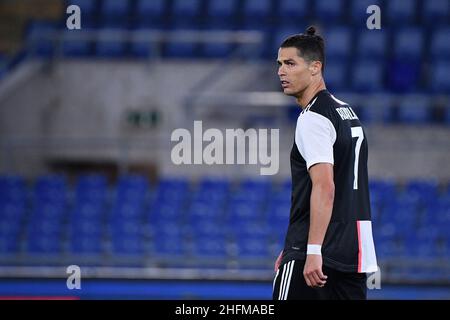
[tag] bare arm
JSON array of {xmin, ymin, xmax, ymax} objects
[
  {"xmin": 308, "ymin": 163, "xmax": 335, "ymax": 245},
  {"xmin": 303, "ymin": 162, "xmax": 335, "ymax": 287}
]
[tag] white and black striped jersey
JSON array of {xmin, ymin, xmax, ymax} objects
[{"xmin": 281, "ymin": 89, "xmax": 378, "ymax": 273}]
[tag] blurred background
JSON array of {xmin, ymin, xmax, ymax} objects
[{"xmin": 0, "ymin": 0, "xmax": 449, "ymax": 299}]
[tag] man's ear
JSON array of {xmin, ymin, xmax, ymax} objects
[{"xmin": 309, "ymin": 61, "xmax": 322, "ymax": 76}]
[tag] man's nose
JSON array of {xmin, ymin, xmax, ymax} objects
[{"xmin": 278, "ymin": 66, "xmax": 285, "ymax": 76}]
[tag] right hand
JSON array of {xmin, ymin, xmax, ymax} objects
[
  {"xmin": 274, "ymin": 250, "xmax": 283, "ymax": 272},
  {"xmin": 303, "ymin": 254, "xmax": 327, "ymax": 288}
]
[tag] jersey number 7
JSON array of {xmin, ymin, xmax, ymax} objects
[{"xmin": 351, "ymin": 126, "xmax": 364, "ymax": 190}]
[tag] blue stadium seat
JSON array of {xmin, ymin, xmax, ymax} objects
[
  {"xmin": 72, "ymin": 202, "xmax": 104, "ymax": 220},
  {"xmin": 235, "ymin": 179, "xmax": 272, "ymax": 202},
  {"xmin": 188, "ymin": 220, "xmax": 228, "ymax": 239},
  {"xmin": 430, "ymin": 60, "xmax": 450, "ymax": 92},
  {"xmin": 386, "ymin": 0, "xmax": 417, "ymax": 25},
  {"xmin": 374, "ymin": 220, "xmax": 396, "ymax": 240},
  {"xmin": 27, "ymin": 234, "xmax": 62, "ymax": 254},
  {"xmin": 62, "ymin": 32, "xmax": 93, "ymax": 57},
  {"xmin": 0, "ymin": 174, "xmax": 25, "ymax": 188},
  {"xmin": 70, "ymin": 234, "xmax": 103, "ymax": 254},
  {"xmin": 397, "ymin": 96, "xmax": 432, "ymax": 124},
  {"xmin": 323, "ymin": 27, "xmax": 351, "ymax": 59},
  {"xmin": 270, "ymin": 183, "xmax": 291, "ymax": 204},
  {"xmin": 242, "ymin": 0, "xmax": 272, "ymax": 19},
  {"xmin": 100, "ymin": 0, "xmax": 130, "ymax": 19},
  {"xmin": 191, "ymin": 236, "xmax": 228, "ymax": 259},
  {"xmin": 393, "ymin": 27, "xmax": 423, "ymax": 60},
  {"xmin": 387, "ymin": 58, "xmax": 421, "ymax": 92},
  {"xmin": 445, "ymin": 236, "xmax": 450, "ymax": 255},
  {"xmin": 77, "ymin": 173, "xmax": 107, "ymax": 188},
  {"xmin": 370, "ymin": 200, "xmax": 383, "ymax": 223},
  {"xmin": 200, "ymin": 27, "xmax": 234, "ymax": 58},
  {"xmin": 28, "ymin": 216, "xmax": 63, "ymax": 237},
  {"xmin": 110, "ymin": 203, "xmax": 144, "ymax": 222},
  {"xmin": 112, "ymin": 234, "xmax": 144, "ymax": 255},
  {"xmin": 150, "ymin": 200, "xmax": 184, "ymax": 224},
  {"xmin": 404, "ymin": 179, "xmax": 439, "ymax": 201},
  {"xmin": 430, "ymin": 197, "xmax": 450, "ymax": 224},
  {"xmin": 34, "ymin": 174, "xmax": 67, "ymax": 203},
  {"xmin": 358, "ymin": 94, "xmax": 394, "ymax": 124},
  {"xmin": 187, "ymin": 202, "xmax": 221, "ymax": 222},
  {"xmin": 228, "ymin": 201, "xmax": 260, "ymax": 223},
  {"xmin": 207, "ymin": 0, "xmax": 237, "ymax": 19},
  {"xmin": 0, "ymin": 203, "xmax": 25, "ymax": 225},
  {"xmin": 152, "ymin": 219, "xmax": 185, "ymax": 238},
  {"xmin": 0, "ymin": 175, "xmax": 26, "ymax": 203},
  {"xmin": 164, "ymin": 22, "xmax": 198, "ymax": 58},
  {"xmin": 0, "ymin": 217, "xmax": 22, "ymax": 239},
  {"xmin": 70, "ymin": 217, "xmax": 103, "ymax": 236},
  {"xmin": 402, "ymin": 229, "xmax": 440, "ymax": 258},
  {"xmin": 369, "ymin": 179, "xmax": 397, "ymax": 205},
  {"xmin": 136, "ymin": 0, "xmax": 166, "ymax": 19},
  {"xmin": 33, "ymin": 201, "xmax": 65, "ymax": 218},
  {"xmin": 233, "ymin": 221, "xmax": 270, "ymax": 238},
  {"xmin": 133, "ymin": 0, "xmax": 169, "ymax": 29},
  {"xmin": 116, "ymin": 174, "xmax": 148, "ymax": 202},
  {"xmin": 235, "ymin": 235, "xmax": 270, "ymax": 258},
  {"xmin": 240, "ymin": 178, "xmax": 272, "ymax": 191},
  {"xmin": 351, "ymin": 59, "xmax": 384, "ymax": 92},
  {"xmin": 75, "ymin": 173, "xmax": 107, "ymax": 202},
  {"xmin": 172, "ymin": 0, "xmax": 201, "ymax": 18},
  {"xmin": 422, "ymin": 0, "xmax": 449, "ymax": 24},
  {"xmin": 376, "ymin": 237, "xmax": 403, "ymax": 259},
  {"xmin": 315, "ymin": 0, "xmax": 345, "ymax": 22},
  {"xmin": 356, "ymin": 30, "xmax": 387, "ymax": 59},
  {"xmin": 281, "ymin": 178, "xmax": 292, "ymax": 191},
  {"xmin": 26, "ymin": 21, "xmax": 59, "ymax": 57},
  {"xmin": 195, "ymin": 177, "xmax": 229, "ymax": 199},
  {"xmin": 97, "ymin": 0, "xmax": 134, "ymax": 30},
  {"xmin": 95, "ymin": 28, "xmax": 126, "ymax": 57},
  {"xmin": 153, "ymin": 233, "xmax": 186, "ymax": 256},
  {"xmin": 266, "ymin": 201, "xmax": 290, "ymax": 222},
  {"xmin": 278, "ymin": 0, "xmax": 308, "ymax": 19},
  {"xmin": 430, "ymin": 28, "xmax": 450, "ymax": 59},
  {"xmin": 157, "ymin": 177, "xmax": 189, "ymax": 190},
  {"xmin": 237, "ymin": 19, "xmax": 272, "ymax": 59},
  {"xmin": 324, "ymin": 59, "xmax": 349, "ymax": 92},
  {"xmin": 35, "ymin": 174, "xmax": 65, "ymax": 190},
  {"xmin": 0, "ymin": 234, "xmax": 19, "ymax": 254},
  {"xmin": 129, "ymin": 28, "xmax": 157, "ymax": 58},
  {"xmin": 382, "ymin": 198, "xmax": 421, "ymax": 235}
]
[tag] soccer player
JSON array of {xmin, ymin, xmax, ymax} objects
[{"xmin": 272, "ymin": 26, "xmax": 378, "ymax": 300}]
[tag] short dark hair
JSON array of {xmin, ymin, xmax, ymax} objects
[{"xmin": 280, "ymin": 26, "xmax": 325, "ymax": 71}]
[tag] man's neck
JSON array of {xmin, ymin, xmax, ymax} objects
[{"xmin": 296, "ymin": 80, "xmax": 326, "ymax": 109}]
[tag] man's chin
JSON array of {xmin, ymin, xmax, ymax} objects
[{"xmin": 282, "ymin": 89, "xmax": 296, "ymax": 96}]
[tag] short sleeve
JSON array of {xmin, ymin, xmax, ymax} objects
[{"xmin": 295, "ymin": 111, "xmax": 337, "ymax": 170}]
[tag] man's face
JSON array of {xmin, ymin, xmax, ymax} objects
[{"xmin": 277, "ymin": 47, "xmax": 312, "ymax": 97}]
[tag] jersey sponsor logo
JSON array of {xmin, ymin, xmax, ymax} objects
[{"xmin": 336, "ymin": 106, "xmax": 359, "ymax": 121}]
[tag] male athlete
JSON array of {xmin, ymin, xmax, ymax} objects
[{"xmin": 272, "ymin": 26, "xmax": 378, "ymax": 300}]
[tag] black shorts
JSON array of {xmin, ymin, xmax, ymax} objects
[{"xmin": 272, "ymin": 259, "xmax": 367, "ymax": 300}]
